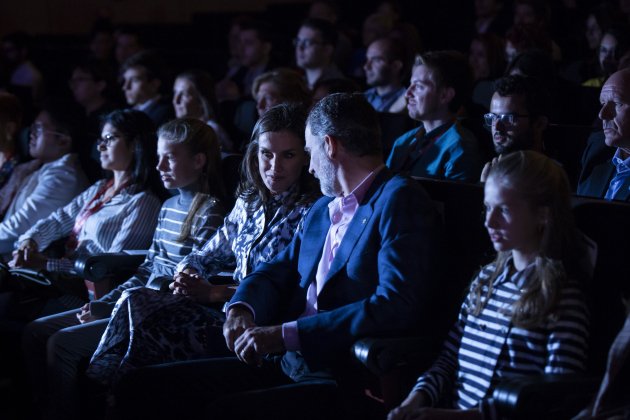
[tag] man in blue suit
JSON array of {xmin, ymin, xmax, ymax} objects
[
  {"xmin": 578, "ymin": 69, "xmax": 630, "ymax": 202},
  {"xmin": 114, "ymin": 94, "xmax": 443, "ymax": 419}
]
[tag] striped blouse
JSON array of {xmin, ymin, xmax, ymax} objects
[
  {"xmin": 19, "ymin": 179, "xmax": 161, "ymax": 274},
  {"xmin": 93, "ymin": 189, "xmax": 224, "ymax": 312},
  {"xmin": 413, "ymin": 258, "xmax": 590, "ymax": 418}
]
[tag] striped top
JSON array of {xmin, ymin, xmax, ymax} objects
[
  {"xmin": 413, "ymin": 258, "xmax": 589, "ymax": 417},
  {"xmin": 98, "ymin": 189, "xmax": 225, "ymax": 308},
  {"xmin": 177, "ymin": 185, "xmax": 313, "ymax": 282},
  {"xmin": 19, "ymin": 179, "xmax": 161, "ymax": 274}
]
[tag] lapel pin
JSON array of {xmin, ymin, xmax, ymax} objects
[{"xmin": 362, "ymin": 218, "xmax": 367, "ymax": 224}]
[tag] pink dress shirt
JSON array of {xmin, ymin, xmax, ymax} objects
[{"xmin": 282, "ymin": 165, "xmax": 384, "ymax": 350}]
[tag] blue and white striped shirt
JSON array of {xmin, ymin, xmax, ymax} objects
[
  {"xmin": 413, "ymin": 258, "xmax": 589, "ymax": 417},
  {"xmin": 97, "ymin": 189, "xmax": 224, "ymax": 308},
  {"xmin": 19, "ymin": 179, "xmax": 162, "ymax": 274}
]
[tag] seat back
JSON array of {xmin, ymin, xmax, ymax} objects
[{"xmin": 572, "ymin": 197, "xmax": 630, "ymax": 375}]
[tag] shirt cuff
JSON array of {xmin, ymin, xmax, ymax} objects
[
  {"xmin": 46, "ymin": 258, "xmax": 75, "ymax": 274},
  {"xmin": 282, "ymin": 321, "xmax": 301, "ymax": 351},
  {"xmin": 226, "ymin": 301, "xmax": 256, "ymax": 320}
]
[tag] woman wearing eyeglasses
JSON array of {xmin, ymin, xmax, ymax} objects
[{"xmin": 6, "ymin": 109, "xmax": 162, "ymax": 319}]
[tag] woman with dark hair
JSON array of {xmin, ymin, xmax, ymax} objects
[
  {"xmin": 86, "ymin": 103, "xmax": 320, "ymax": 385},
  {"xmin": 8, "ymin": 109, "xmax": 162, "ymax": 316},
  {"xmin": 173, "ymin": 70, "xmax": 233, "ymax": 152}
]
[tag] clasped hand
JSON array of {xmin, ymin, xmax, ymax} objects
[
  {"xmin": 223, "ymin": 307, "xmax": 285, "ymax": 366},
  {"xmin": 170, "ymin": 269, "xmax": 236, "ymax": 303}
]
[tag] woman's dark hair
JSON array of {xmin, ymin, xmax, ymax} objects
[
  {"xmin": 236, "ymin": 103, "xmax": 318, "ymax": 212},
  {"xmin": 100, "ymin": 109, "xmax": 158, "ymax": 192}
]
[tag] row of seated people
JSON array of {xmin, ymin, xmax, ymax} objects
[
  {"xmin": 0, "ymin": 91, "xmax": 626, "ymax": 419},
  {"xmin": 3, "ymin": 4, "xmax": 622, "ymax": 192}
]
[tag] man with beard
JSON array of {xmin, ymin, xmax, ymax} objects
[
  {"xmin": 387, "ymin": 51, "xmax": 481, "ymax": 182},
  {"xmin": 363, "ymin": 37, "xmax": 407, "ymax": 113},
  {"xmin": 480, "ymin": 75, "xmax": 549, "ymax": 182},
  {"xmin": 113, "ymin": 93, "xmax": 444, "ymax": 419},
  {"xmin": 579, "ymin": 68, "xmax": 630, "ymax": 201}
]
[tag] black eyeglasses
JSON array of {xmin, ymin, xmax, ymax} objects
[
  {"xmin": 293, "ymin": 38, "xmax": 323, "ymax": 49},
  {"xmin": 97, "ymin": 133, "xmax": 121, "ymax": 148},
  {"xmin": 484, "ymin": 112, "xmax": 529, "ymax": 128}
]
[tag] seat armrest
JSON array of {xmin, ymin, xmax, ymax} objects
[
  {"xmin": 74, "ymin": 252, "xmax": 147, "ymax": 283},
  {"xmin": 492, "ymin": 374, "xmax": 600, "ymax": 419},
  {"xmin": 352, "ymin": 337, "xmax": 439, "ymax": 376}
]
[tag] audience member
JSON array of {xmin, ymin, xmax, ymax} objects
[
  {"xmin": 579, "ymin": 68, "xmax": 630, "ymax": 202},
  {"xmin": 111, "ymin": 93, "xmax": 443, "ymax": 419},
  {"xmin": 4, "ymin": 110, "xmax": 160, "ymax": 317},
  {"xmin": 0, "ymin": 32, "xmax": 43, "ymax": 118},
  {"xmin": 22, "ymin": 118, "xmax": 225, "ymax": 420},
  {"xmin": 0, "ymin": 93, "xmax": 23, "ymax": 189},
  {"xmin": 120, "ymin": 50, "xmax": 173, "ymax": 127},
  {"xmin": 505, "ymin": 23, "xmax": 554, "ymax": 65},
  {"xmin": 474, "ymin": 0, "xmax": 511, "ymax": 36},
  {"xmin": 387, "ymin": 51, "xmax": 481, "ymax": 182},
  {"xmin": 0, "ymin": 100, "xmax": 89, "ymax": 258},
  {"xmin": 584, "ymin": 25, "xmax": 630, "ymax": 88},
  {"xmin": 480, "ymin": 75, "xmax": 549, "ymax": 181},
  {"xmin": 215, "ymin": 19, "xmax": 276, "ymax": 102},
  {"xmin": 363, "ymin": 37, "xmax": 408, "ymax": 113},
  {"xmin": 251, "ymin": 68, "xmax": 311, "ymax": 117},
  {"xmin": 173, "ymin": 70, "xmax": 233, "ymax": 152},
  {"xmin": 86, "ymin": 104, "xmax": 319, "ymax": 388},
  {"xmin": 469, "ymin": 33, "xmax": 506, "ymax": 109},
  {"xmin": 114, "ymin": 26, "xmax": 145, "ymax": 66},
  {"xmin": 307, "ymin": 0, "xmax": 353, "ymax": 71},
  {"xmin": 68, "ymin": 60, "xmax": 118, "ymax": 181},
  {"xmin": 295, "ymin": 18, "xmax": 345, "ymax": 90},
  {"xmin": 389, "ymin": 150, "xmax": 589, "ymax": 420}
]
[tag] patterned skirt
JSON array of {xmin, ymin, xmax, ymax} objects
[{"xmin": 86, "ymin": 287, "xmax": 228, "ymax": 385}]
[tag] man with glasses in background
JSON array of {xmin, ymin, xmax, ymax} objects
[
  {"xmin": 0, "ymin": 100, "xmax": 88, "ymax": 259},
  {"xmin": 387, "ymin": 51, "xmax": 481, "ymax": 182},
  {"xmin": 294, "ymin": 18, "xmax": 345, "ymax": 90},
  {"xmin": 480, "ymin": 74, "xmax": 550, "ymax": 182}
]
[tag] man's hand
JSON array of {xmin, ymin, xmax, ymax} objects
[
  {"xmin": 223, "ymin": 306, "xmax": 256, "ymax": 352},
  {"xmin": 233, "ymin": 325, "xmax": 285, "ymax": 366},
  {"xmin": 76, "ymin": 303, "xmax": 97, "ymax": 324}
]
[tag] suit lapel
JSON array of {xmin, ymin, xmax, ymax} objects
[
  {"xmin": 323, "ymin": 170, "xmax": 391, "ymax": 285},
  {"xmin": 299, "ymin": 200, "xmax": 332, "ymax": 289}
]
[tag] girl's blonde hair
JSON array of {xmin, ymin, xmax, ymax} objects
[
  {"xmin": 158, "ymin": 118, "xmax": 224, "ymax": 242},
  {"xmin": 470, "ymin": 150, "xmax": 574, "ymax": 328}
]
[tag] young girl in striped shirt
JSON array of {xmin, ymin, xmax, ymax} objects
[{"xmin": 389, "ymin": 151, "xmax": 591, "ymax": 420}]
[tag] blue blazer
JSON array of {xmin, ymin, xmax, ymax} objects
[
  {"xmin": 231, "ymin": 170, "xmax": 444, "ymax": 378},
  {"xmin": 578, "ymin": 134, "xmax": 630, "ymax": 201}
]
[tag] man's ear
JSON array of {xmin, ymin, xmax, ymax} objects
[
  {"xmin": 323, "ymin": 134, "xmax": 338, "ymax": 159},
  {"xmin": 57, "ymin": 134, "xmax": 72, "ymax": 151}
]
